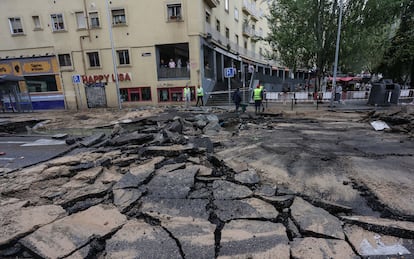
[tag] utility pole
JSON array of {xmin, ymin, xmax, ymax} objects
[
  {"xmin": 330, "ymin": 0, "xmax": 343, "ymax": 108},
  {"xmin": 105, "ymin": 0, "xmax": 122, "ymax": 110}
]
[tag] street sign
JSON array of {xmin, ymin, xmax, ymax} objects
[
  {"xmin": 224, "ymin": 67, "xmax": 235, "ymax": 78},
  {"xmin": 72, "ymin": 74, "xmax": 81, "ymax": 84}
]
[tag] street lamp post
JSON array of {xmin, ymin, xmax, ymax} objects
[
  {"xmin": 330, "ymin": 0, "xmax": 343, "ymax": 108},
  {"xmin": 105, "ymin": 0, "xmax": 122, "ymax": 110}
]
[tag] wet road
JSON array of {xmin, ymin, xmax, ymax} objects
[{"xmin": 0, "ymin": 136, "xmax": 71, "ymax": 172}]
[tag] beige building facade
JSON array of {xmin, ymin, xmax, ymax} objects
[{"xmin": 0, "ymin": 0, "xmax": 276, "ymax": 110}]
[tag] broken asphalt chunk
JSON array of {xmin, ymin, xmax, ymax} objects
[
  {"xmin": 143, "ymin": 144, "xmax": 201, "ymax": 157},
  {"xmin": 212, "ymin": 180, "xmax": 253, "ymax": 200},
  {"xmin": 341, "ymin": 215, "xmax": 414, "ymax": 239},
  {"xmin": 0, "ymin": 204, "xmax": 66, "ymax": 246},
  {"xmin": 140, "ymin": 197, "xmax": 210, "ymax": 221},
  {"xmin": 113, "ymin": 188, "xmax": 145, "ymax": 213},
  {"xmin": 145, "ymin": 166, "xmax": 198, "ymax": 199},
  {"xmin": 219, "ymin": 220, "xmax": 290, "ymax": 258},
  {"xmin": 105, "ymin": 219, "xmax": 182, "ymax": 259},
  {"xmin": 80, "ymin": 133, "xmax": 106, "ymax": 147},
  {"xmin": 214, "ymin": 198, "xmax": 279, "ymax": 222},
  {"xmin": 290, "ymin": 237, "xmax": 359, "ymax": 259},
  {"xmin": 110, "ymin": 131, "xmax": 154, "ymax": 146},
  {"xmin": 344, "ymin": 224, "xmax": 412, "ymax": 257},
  {"xmin": 19, "ymin": 204, "xmax": 127, "ymax": 259},
  {"xmin": 290, "ymin": 197, "xmax": 345, "ymax": 239}
]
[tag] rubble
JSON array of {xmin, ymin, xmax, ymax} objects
[
  {"xmin": 363, "ymin": 108, "xmax": 414, "ymax": 136},
  {"xmin": 0, "ymin": 107, "xmax": 413, "ymax": 258}
]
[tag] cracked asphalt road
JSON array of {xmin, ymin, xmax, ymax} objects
[{"xmin": 0, "ymin": 104, "xmax": 413, "ymax": 258}]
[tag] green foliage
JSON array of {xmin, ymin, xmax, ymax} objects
[
  {"xmin": 377, "ymin": 0, "xmax": 414, "ymax": 85},
  {"xmin": 266, "ymin": 0, "xmax": 405, "ymax": 75}
]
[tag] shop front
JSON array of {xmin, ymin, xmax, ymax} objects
[{"xmin": 0, "ymin": 56, "xmax": 64, "ymax": 110}]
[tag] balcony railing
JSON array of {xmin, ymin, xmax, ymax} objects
[
  {"xmin": 158, "ymin": 67, "xmax": 190, "ymax": 79},
  {"xmin": 204, "ymin": 22, "xmax": 265, "ymax": 61},
  {"xmin": 242, "ymin": 0, "xmax": 263, "ymax": 20},
  {"xmin": 242, "ymin": 24, "xmax": 253, "ymax": 37},
  {"xmin": 204, "ymin": 0, "xmax": 219, "ymax": 8}
]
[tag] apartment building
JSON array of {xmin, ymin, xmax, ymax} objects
[{"xmin": 0, "ymin": 0, "xmax": 276, "ymax": 110}]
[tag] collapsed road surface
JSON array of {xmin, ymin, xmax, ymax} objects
[{"xmin": 0, "ymin": 106, "xmax": 413, "ymax": 258}]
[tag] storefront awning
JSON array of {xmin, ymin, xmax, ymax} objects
[
  {"xmin": 213, "ymin": 47, "xmax": 241, "ymax": 61},
  {"xmin": 328, "ymin": 76, "xmax": 360, "ymax": 82},
  {"xmin": 0, "ymin": 75, "xmax": 25, "ymax": 84}
]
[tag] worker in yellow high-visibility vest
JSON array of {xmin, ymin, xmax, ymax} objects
[
  {"xmin": 252, "ymin": 83, "xmax": 262, "ymax": 115},
  {"xmin": 196, "ymin": 85, "xmax": 204, "ymax": 106}
]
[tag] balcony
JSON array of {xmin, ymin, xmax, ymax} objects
[
  {"xmin": 242, "ymin": 0, "xmax": 252, "ymax": 15},
  {"xmin": 204, "ymin": 0, "xmax": 219, "ymax": 8},
  {"xmin": 242, "ymin": 24, "xmax": 252, "ymax": 37},
  {"xmin": 251, "ymin": 29, "xmax": 263, "ymax": 41},
  {"xmin": 242, "ymin": 0, "xmax": 263, "ymax": 20}
]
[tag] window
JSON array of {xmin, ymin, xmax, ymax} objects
[
  {"xmin": 120, "ymin": 87, "xmax": 151, "ymax": 102},
  {"xmin": 8, "ymin": 17, "xmax": 24, "ymax": 34},
  {"xmin": 26, "ymin": 76, "xmax": 58, "ymax": 92},
  {"xmin": 235, "ymin": 34, "xmax": 239, "ymax": 45},
  {"xmin": 32, "ymin": 16, "xmax": 42, "ymax": 30},
  {"xmin": 225, "ymin": 27, "xmax": 229, "ymax": 39},
  {"xmin": 117, "ymin": 50, "xmax": 130, "ymax": 65},
  {"xmin": 158, "ymin": 87, "xmax": 194, "ymax": 102},
  {"xmin": 112, "ymin": 9, "xmax": 126, "ymax": 25},
  {"xmin": 216, "ymin": 19, "xmax": 220, "ymax": 32},
  {"xmin": 89, "ymin": 12, "xmax": 100, "ymax": 28},
  {"xmin": 205, "ymin": 11, "xmax": 210, "ymax": 23},
  {"xmin": 167, "ymin": 4, "xmax": 182, "ymax": 21},
  {"xmin": 75, "ymin": 12, "xmax": 87, "ymax": 29},
  {"xmin": 244, "ymin": 40, "xmax": 248, "ymax": 49},
  {"xmin": 225, "ymin": 0, "xmax": 229, "ymax": 12},
  {"xmin": 234, "ymin": 8, "xmax": 239, "ymax": 21},
  {"xmin": 51, "ymin": 13, "xmax": 65, "ymax": 31},
  {"xmin": 58, "ymin": 54, "xmax": 72, "ymax": 67},
  {"xmin": 87, "ymin": 52, "xmax": 100, "ymax": 67}
]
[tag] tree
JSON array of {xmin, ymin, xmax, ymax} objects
[
  {"xmin": 377, "ymin": 0, "xmax": 414, "ymax": 86},
  {"xmin": 266, "ymin": 0, "xmax": 404, "ymax": 84}
]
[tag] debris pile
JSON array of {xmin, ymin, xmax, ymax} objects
[
  {"xmin": 0, "ymin": 109, "xmax": 413, "ymax": 258},
  {"xmin": 363, "ymin": 109, "xmax": 414, "ymax": 136}
]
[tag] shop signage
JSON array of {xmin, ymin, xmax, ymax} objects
[
  {"xmin": 0, "ymin": 64, "xmax": 12, "ymax": 75},
  {"xmin": 23, "ymin": 61, "xmax": 52, "ymax": 74},
  {"xmin": 81, "ymin": 72, "xmax": 132, "ymax": 84}
]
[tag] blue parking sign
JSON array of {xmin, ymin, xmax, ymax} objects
[
  {"xmin": 224, "ymin": 67, "xmax": 235, "ymax": 78},
  {"xmin": 72, "ymin": 74, "xmax": 81, "ymax": 84}
]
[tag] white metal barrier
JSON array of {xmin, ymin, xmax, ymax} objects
[{"xmin": 264, "ymin": 90, "xmax": 413, "ymax": 102}]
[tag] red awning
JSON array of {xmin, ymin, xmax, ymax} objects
[{"xmin": 328, "ymin": 76, "xmax": 359, "ymax": 82}]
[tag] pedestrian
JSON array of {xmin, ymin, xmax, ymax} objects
[
  {"xmin": 259, "ymin": 84, "xmax": 266, "ymax": 112},
  {"xmin": 196, "ymin": 85, "xmax": 204, "ymax": 106},
  {"xmin": 252, "ymin": 84, "xmax": 262, "ymax": 115},
  {"xmin": 232, "ymin": 88, "xmax": 242, "ymax": 112},
  {"xmin": 169, "ymin": 59, "xmax": 176, "ymax": 68},
  {"xmin": 335, "ymin": 84, "xmax": 342, "ymax": 103},
  {"xmin": 183, "ymin": 85, "xmax": 191, "ymax": 108},
  {"xmin": 160, "ymin": 59, "xmax": 167, "ymax": 68}
]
